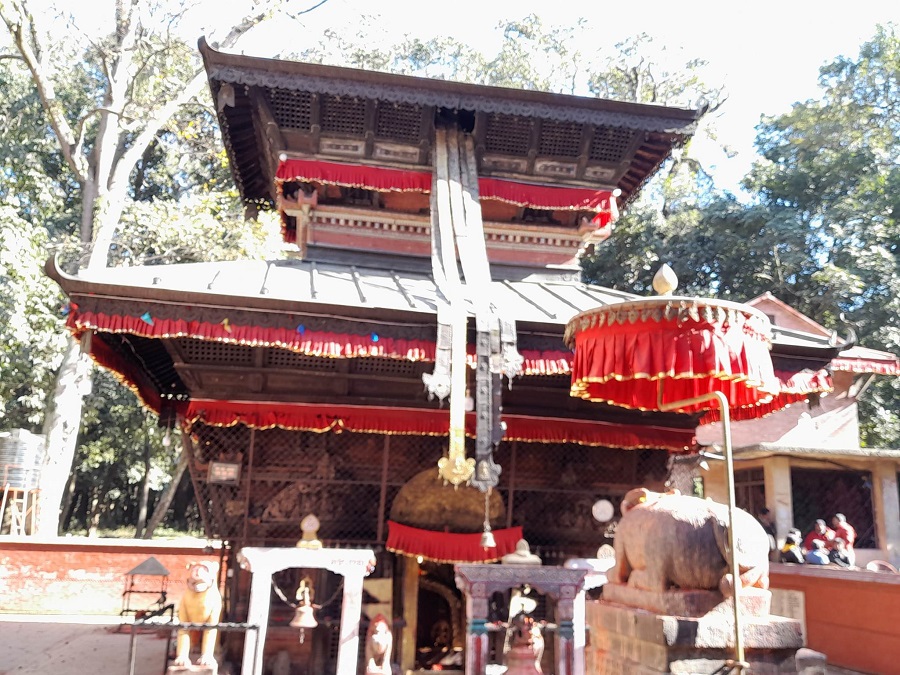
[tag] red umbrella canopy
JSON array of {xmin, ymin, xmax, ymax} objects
[{"xmin": 564, "ymin": 297, "xmax": 781, "ymax": 424}]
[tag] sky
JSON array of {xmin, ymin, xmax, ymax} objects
[
  {"xmin": 62, "ymin": 0, "xmax": 896, "ymax": 196},
  {"xmin": 208, "ymin": 0, "xmax": 896, "ymax": 196}
]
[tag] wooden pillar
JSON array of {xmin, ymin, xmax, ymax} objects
[
  {"xmin": 400, "ymin": 555, "xmax": 420, "ymax": 672},
  {"xmin": 555, "ymin": 592, "xmax": 578, "ymax": 675},
  {"xmin": 765, "ymin": 456, "xmax": 794, "ymax": 545},
  {"xmin": 872, "ymin": 461, "xmax": 900, "ymax": 566},
  {"xmin": 571, "ymin": 588, "xmax": 587, "ymax": 675},
  {"xmin": 463, "ymin": 586, "xmax": 490, "ymax": 675},
  {"xmin": 240, "ymin": 564, "xmax": 273, "ymax": 675},
  {"xmin": 336, "ymin": 570, "xmax": 366, "ymax": 675}
]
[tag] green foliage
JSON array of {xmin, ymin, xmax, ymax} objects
[
  {"xmin": 0, "ymin": 59, "xmax": 79, "ymax": 236},
  {"xmin": 588, "ymin": 33, "xmax": 723, "ymax": 108},
  {"xmin": 585, "ymin": 24, "xmax": 900, "ymax": 447},
  {"xmin": 0, "ymin": 206, "xmax": 68, "ymax": 427},
  {"xmin": 110, "ymin": 191, "xmax": 283, "ymax": 266},
  {"xmin": 745, "ymin": 25, "xmax": 900, "ymax": 445},
  {"xmin": 66, "ymin": 370, "xmax": 174, "ymax": 533}
]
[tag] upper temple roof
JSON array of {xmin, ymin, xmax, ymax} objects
[{"xmin": 199, "ymin": 39, "xmax": 705, "ymax": 210}]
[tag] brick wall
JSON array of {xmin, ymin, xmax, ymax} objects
[
  {"xmin": 0, "ymin": 537, "xmax": 224, "ymax": 615},
  {"xmin": 585, "ymin": 565, "xmax": 900, "ymax": 675},
  {"xmin": 769, "ymin": 563, "xmax": 900, "ymax": 674}
]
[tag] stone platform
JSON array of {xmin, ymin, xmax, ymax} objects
[
  {"xmin": 166, "ymin": 665, "xmax": 217, "ymax": 675},
  {"xmin": 586, "ymin": 585, "xmax": 825, "ymax": 674},
  {"xmin": 602, "ymin": 582, "xmax": 772, "ymax": 618}
]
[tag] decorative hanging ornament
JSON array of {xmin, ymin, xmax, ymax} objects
[
  {"xmin": 371, "ymin": 333, "xmax": 379, "ymax": 342},
  {"xmin": 221, "ymin": 318, "xmax": 232, "ymax": 333},
  {"xmin": 140, "ymin": 312, "xmax": 154, "ymax": 326},
  {"xmin": 480, "ymin": 488, "xmax": 497, "ymax": 549},
  {"xmin": 296, "ymin": 324, "xmax": 306, "ymax": 335},
  {"xmin": 289, "ymin": 576, "xmax": 318, "ymax": 644},
  {"xmin": 61, "ymin": 302, "xmax": 78, "ymax": 317}
]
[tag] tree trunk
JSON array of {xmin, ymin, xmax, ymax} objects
[
  {"xmin": 60, "ymin": 471, "xmax": 77, "ymax": 530},
  {"xmin": 142, "ymin": 438, "xmax": 190, "ymax": 539},
  {"xmin": 37, "ymin": 334, "xmax": 92, "ymax": 536},
  {"xmin": 86, "ymin": 486, "xmax": 101, "ymax": 538},
  {"xmin": 134, "ymin": 430, "xmax": 152, "ymax": 538}
]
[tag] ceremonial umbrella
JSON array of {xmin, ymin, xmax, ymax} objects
[{"xmin": 564, "ymin": 265, "xmax": 783, "ymax": 672}]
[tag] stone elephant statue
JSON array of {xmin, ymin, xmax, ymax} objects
[{"xmin": 610, "ymin": 488, "xmax": 769, "ymax": 596}]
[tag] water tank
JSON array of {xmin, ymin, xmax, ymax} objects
[{"xmin": 0, "ymin": 429, "xmax": 46, "ymax": 490}]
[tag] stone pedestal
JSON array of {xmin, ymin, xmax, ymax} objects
[
  {"xmin": 587, "ymin": 587, "xmax": 822, "ymax": 675},
  {"xmin": 166, "ymin": 665, "xmax": 217, "ymax": 675}
]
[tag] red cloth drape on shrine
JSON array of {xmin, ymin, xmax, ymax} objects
[
  {"xmin": 275, "ymin": 158, "xmax": 616, "ymax": 220},
  {"xmin": 566, "ymin": 298, "xmax": 782, "ymax": 424},
  {"xmin": 183, "ymin": 400, "xmax": 696, "ymax": 451},
  {"xmin": 386, "ymin": 520, "xmax": 523, "ymax": 563}
]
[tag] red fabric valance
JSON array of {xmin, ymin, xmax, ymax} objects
[
  {"xmin": 184, "ymin": 400, "xmax": 696, "ymax": 451},
  {"xmin": 775, "ymin": 368, "xmax": 832, "ymax": 394},
  {"xmin": 830, "ymin": 357, "xmax": 900, "ymax": 375},
  {"xmin": 386, "ymin": 520, "xmax": 523, "ymax": 563},
  {"xmin": 88, "ymin": 335, "xmax": 167, "ymax": 414},
  {"xmin": 69, "ymin": 308, "xmax": 580, "ymax": 375},
  {"xmin": 275, "ymin": 158, "xmax": 615, "ymax": 213},
  {"xmin": 277, "ymin": 158, "xmax": 432, "ymax": 192},
  {"xmin": 69, "ymin": 311, "xmax": 434, "ymax": 362},
  {"xmin": 701, "ymin": 368, "xmax": 833, "ymax": 424},
  {"xmin": 567, "ymin": 299, "xmax": 780, "ymax": 424}
]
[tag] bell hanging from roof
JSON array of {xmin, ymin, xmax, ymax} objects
[{"xmin": 480, "ymin": 488, "xmax": 497, "ymax": 549}]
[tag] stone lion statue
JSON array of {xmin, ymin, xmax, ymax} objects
[
  {"xmin": 174, "ymin": 561, "xmax": 222, "ymax": 667},
  {"xmin": 365, "ymin": 613, "xmax": 393, "ymax": 675},
  {"xmin": 610, "ymin": 488, "xmax": 769, "ymax": 596}
]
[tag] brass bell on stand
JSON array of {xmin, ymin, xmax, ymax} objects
[{"xmin": 289, "ymin": 577, "xmax": 318, "ymax": 643}]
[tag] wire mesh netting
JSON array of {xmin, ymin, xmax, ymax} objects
[
  {"xmin": 186, "ymin": 420, "xmax": 671, "ymax": 558},
  {"xmin": 734, "ymin": 467, "xmax": 767, "ymax": 517},
  {"xmin": 790, "ymin": 467, "xmax": 876, "ymax": 549}
]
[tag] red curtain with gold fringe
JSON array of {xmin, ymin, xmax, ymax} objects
[{"xmin": 386, "ymin": 520, "xmax": 523, "ymax": 563}]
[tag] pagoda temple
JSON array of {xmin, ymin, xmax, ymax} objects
[{"xmin": 44, "ymin": 41, "xmax": 875, "ymax": 674}]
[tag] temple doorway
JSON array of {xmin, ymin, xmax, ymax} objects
[{"xmin": 413, "ymin": 563, "xmax": 464, "ymax": 672}]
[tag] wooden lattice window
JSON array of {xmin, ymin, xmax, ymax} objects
[
  {"xmin": 267, "ymin": 89, "xmax": 312, "ymax": 130},
  {"xmin": 375, "ymin": 101, "xmax": 422, "ymax": 143},
  {"xmin": 539, "ymin": 120, "xmax": 583, "ymax": 158},
  {"xmin": 264, "ymin": 350, "xmax": 338, "ymax": 371},
  {"xmin": 484, "ymin": 114, "xmax": 532, "ymax": 156},
  {"xmin": 321, "ymin": 95, "xmax": 366, "ymax": 135},
  {"xmin": 589, "ymin": 126, "xmax": 635, "ymax": 163},
  {"xmin": 176, "ymin": 338, "xmax": 254, "ymax": 365},
  {"xmin": 350, "ymin": 357, "xmax": 419, "ymax": 377}
]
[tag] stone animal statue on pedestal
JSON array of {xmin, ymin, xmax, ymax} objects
[
  {"xmin": 365, "ymin": 614, "xmax": 393, "ymax": 675},
  {"xmin": 173, "ymin": 561, "xmax": 222, "ymax": 667},
  {"xmin": 610, "ymin": 488, "xmax": 769, "ymax": 596}
]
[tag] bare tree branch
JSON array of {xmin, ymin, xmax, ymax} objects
[
  {"xmin": 0, "ymin": 0, "xmax": 86, "ymax": 182},
  {"xmin": 113, "ymin": 0, "xmax": 293, "ymax": 191}
]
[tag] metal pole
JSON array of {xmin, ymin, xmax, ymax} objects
[
  {"xmin": 715, "ymin": 390, "xmax": 747, "ymax": 672},
  {"xmin": 657, "ymin": 387, "xmax": 746, "ymax": 673},
  {"xmin": 127, "ymin": 623, "xmax": 137, "ymax": 675}
]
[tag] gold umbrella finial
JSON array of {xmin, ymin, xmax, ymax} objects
[{"xmin": 652, "ymin": 264, "xmax": 678, "ymax": 296}]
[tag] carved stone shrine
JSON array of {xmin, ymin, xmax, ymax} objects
[
  {"xmin": 454, "ymin": 564, "xmax": 588, "ymax": 675},
  {"xmin": 236, "ymin": 547, "xmax": 374, "ymax": 675}
]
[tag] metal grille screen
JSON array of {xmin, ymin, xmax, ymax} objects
[
  {"xmin": 790, "ymin": 467, "xmax": 876, "ymax": 548},
  {"xmin": 187, "ymin": 421, "xmax": 670, "ymax": 558}
]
